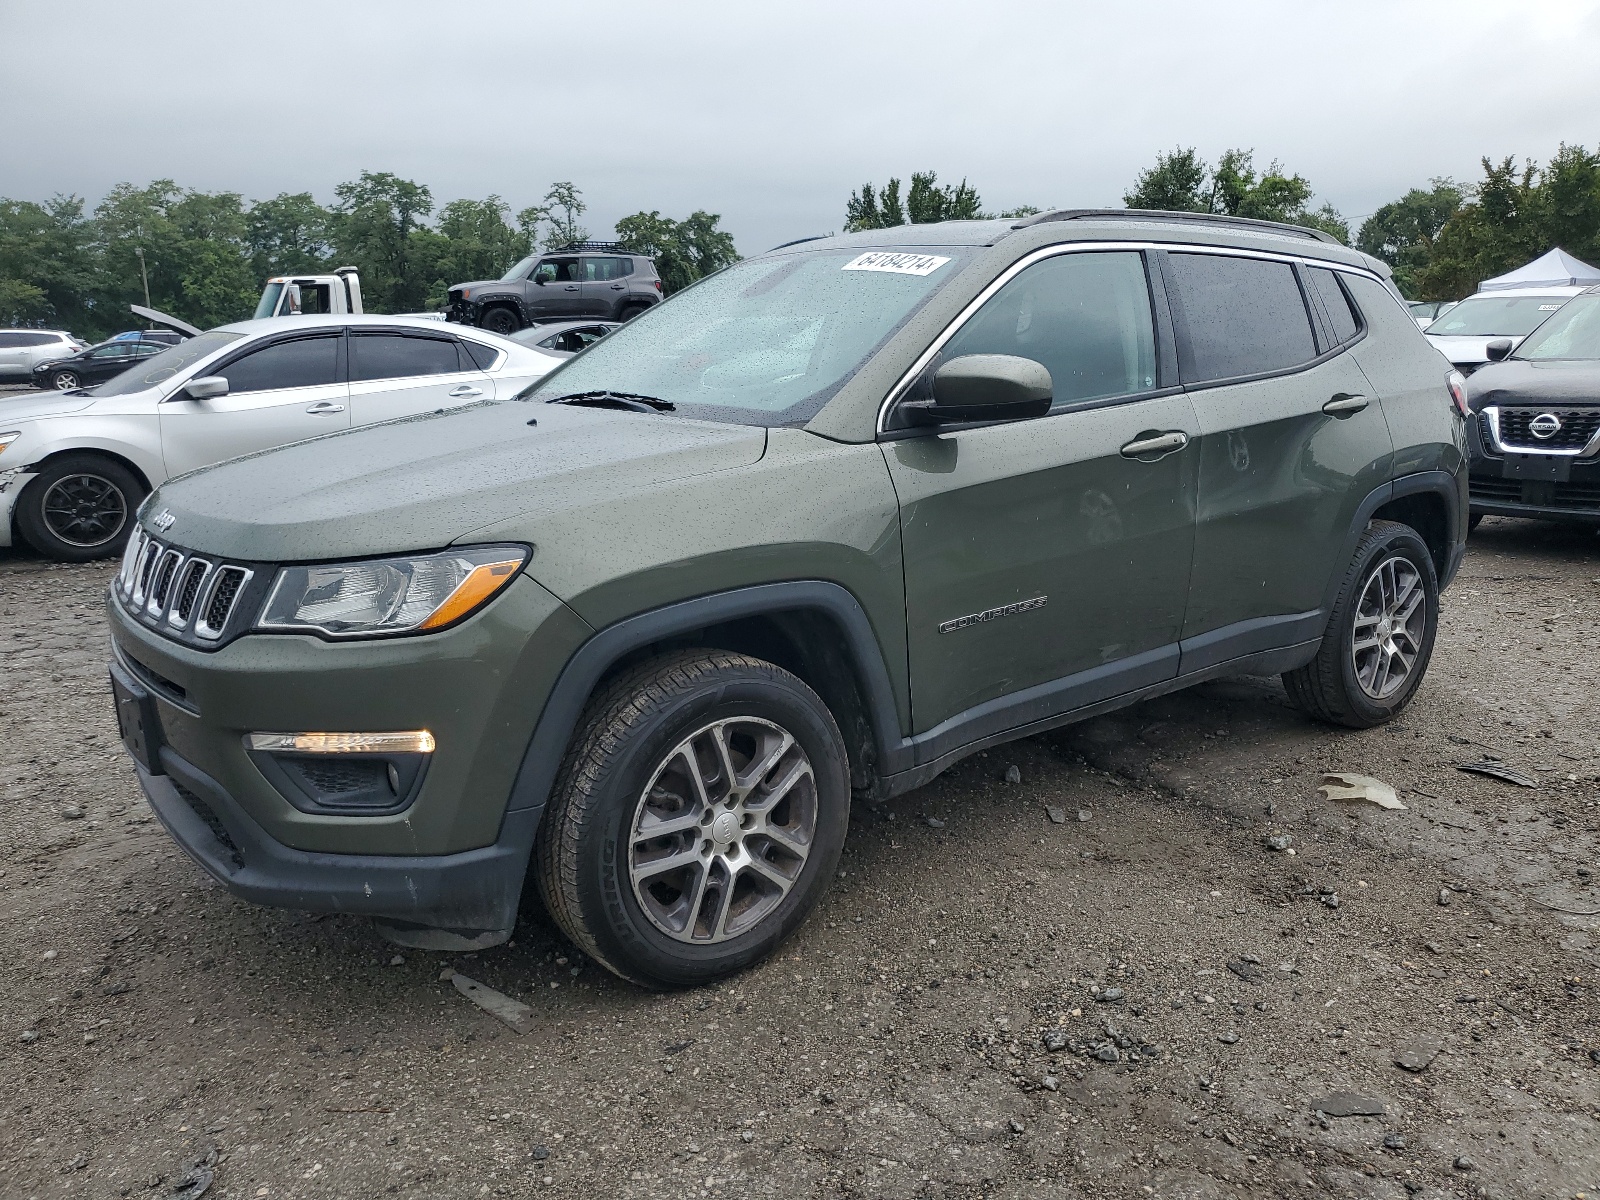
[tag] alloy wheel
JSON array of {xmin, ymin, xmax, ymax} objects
[
  {"xmin": 1350, "ymin": 555, "xmax": 1425, "ymax": 700},
  {"xmin": 41, "ymin": 473, "xmax": 127, "ymax": 548},
  {"xmin": 628, "ymin": 716, "xmax": 817, "ymax": 944},
  {"xmin": 53, "ymin": 371, "xmax": 80, "ymax": 390}
]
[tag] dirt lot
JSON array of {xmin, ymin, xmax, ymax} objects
[{"xmin": 2, "ymin": 518, "xmax": 1598, "ymax": 1200}]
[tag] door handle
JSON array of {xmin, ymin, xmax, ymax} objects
[
  {"xmin": 1120, "ymin": 430, "xmax": 1189, "ymax": 459},
  {"xmin": 610, "ymin": 283, "xmax": 626, "ymax": 289},
  {"xmin": 448, "ymin": 385, "xmax": 484, "ymax": 398},
  {"xmin": 564, "ymin": 285, "xmax": 579, "ymax": 291},
  {"xmin": 305, "ymin": 401, "xmax": 345, "ymax": 414},
  {"xmin": 1323, "ymin": 393, "xmax": 1368, "ymax": 417}
]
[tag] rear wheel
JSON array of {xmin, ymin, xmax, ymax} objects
[
  {"xmin": 619, "ymin": 302, "xmax": 650, "ymax": 321},
  {"xmin": 534, "ymin": 650, "xmax": 850, "ymax": 988},
  {"xmin": 1282, "ymin": 519, "xmax": 1439, "ymax": 728},
  {"xmin": 16, "ymin": 454, "xmax": 146, "ymax": 561},
  {"xmin": 51, "ymin": 369, "xmax": 80, "ymax": 390},
  {"xmin": 479, "ymin": 307, "xmax": 521, "ymax": 335}
]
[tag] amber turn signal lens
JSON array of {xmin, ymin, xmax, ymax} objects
[{"xmin": 418, "ymin": 558, "xmax": 524, "ymax": 630}]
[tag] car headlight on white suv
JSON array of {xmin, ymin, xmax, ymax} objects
[
  {"xmin": 0, "ymin": 431, "xmax": 21, "ymax": 457},
  {"xmin": 257, "ymin": 545, "xmax": 529, "ymax": 638}
]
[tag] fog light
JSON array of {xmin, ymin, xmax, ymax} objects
[{"xmin": 245, "ymin": 731, "xmax": 435, "ymax": 754}]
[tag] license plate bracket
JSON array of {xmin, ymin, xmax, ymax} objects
[
  {"xmin": 1502, "ymin": 453, "xmax": 1570, "ymax": 482},
  {"xmin": 110, "ymin": 663, "xmax": 164, "ymax": 775}
]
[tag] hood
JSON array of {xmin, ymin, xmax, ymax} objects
[
  {"xmin": 145, "ymin": 400, "xmax": 768, "ymax": 561},
  {"xmin": 1424, "ymin": 333, "xmax": 1526, "ymax": 367},
  {"xmin": 451, "ymin": 280, "xmax": 515, "ymax": 295},
  {"xmin": 1466, "ymin": 358, "xmax": 1600, "ymax": 412},
  {"xmin": 0, "ymin": 391, "xmax": 98, "ymax": 423}
]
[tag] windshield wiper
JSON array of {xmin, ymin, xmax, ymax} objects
[{"xmin": 546, "ymin": 390, "xmax": 676, "ymax": 412}]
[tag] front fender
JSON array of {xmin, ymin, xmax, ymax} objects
[{"xmin": 12, "ymin": 414, "xmax": 166, "ymax": 490}]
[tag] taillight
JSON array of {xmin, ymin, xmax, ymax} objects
[
  {"xmin": 1446, "ymin": 370, "xmax": 1469, "ymax": 418},
  {"xmin": 653, "ymin": 279, "xmax": 662, "ymax": 292}
]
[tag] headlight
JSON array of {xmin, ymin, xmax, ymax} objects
[
  {"xmin": 258, "ymin": 545, "xmax": 528, "ymax": 638},
  {"xmin": 0, "ymin": 431, "xmax": 20, "ymax": 456}
]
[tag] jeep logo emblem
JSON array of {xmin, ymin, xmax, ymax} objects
[
  {"xmin": 1529, "ymin": 413, "xmax": 1562, "ymax": 439},
  {"xmin": 151, "ymin": 509, "xmax": 176, "ymax": 531}
]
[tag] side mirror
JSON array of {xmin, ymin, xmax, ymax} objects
[
  {"xmin": 532, "ymin": 276, "xmax": 547, "ymax": 286},
  {"xmin": 901, "ymin": 354, "xmax": 1053, "ymax": 426},
  {"xmin": 181, "ymin": 376, "xmax": 229, "ymax": 401},
  {"xmin": 1485, "ymin": 338, "xmax": 1514, "ymax": 362}
]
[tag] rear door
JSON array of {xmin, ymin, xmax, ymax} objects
[
  {"xmin": 1162, "ymin": 250, "xmax": 1393, "ymax": 668},
  {"xmin": 581, "ymin": 256, "xmax": 631, "ymax": 316},
  {"xmin": 160, "ymin": 332, "xmax": 349, "ymax": 475},
  {"xmin": 0, "ymin": 332, "xmax": 26, "ymax": 377},
  {"xmin": 347, "ymin": 331, "xmax": 492, "ymax": 425},
  {"xmin": 885, "ymin": 248, "xmax": 1200, "ymax": 736}
]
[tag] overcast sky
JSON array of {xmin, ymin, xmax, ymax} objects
[{"xmin": 4, "ymin": 0, "xmax": 1600, "ymax": 255}]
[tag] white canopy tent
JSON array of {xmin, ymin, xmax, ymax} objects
[{"xmin": 1479, "ymin": 247, "xmax": 1600, "ymax": 292}]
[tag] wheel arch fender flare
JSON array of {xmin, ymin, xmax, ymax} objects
[
  {"xmin": 503, "ymin": 582, "xmax": 910, "ymax": 823},
  {"xmin": 1321, "ymin": 469, "xmax": 1466, "ymax": 616},
  {"xmin": 17, "ymin": 440, "xmax": 158, "ymax": 495}
]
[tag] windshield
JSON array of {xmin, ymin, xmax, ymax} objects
[
  {"xmin": 500, "ymin": 255, "xmax": 537, "ymax": 282},
  {"xmin": 89, "ymin": 330, "xmax": 243, "ymax": 397},
  {"xmin": 253, "ymin": 282, "xmax": 283, "ymax": 320},
  {"xmin": 1515, "ymin": 293, "xmax": 1600, "ymax": 360},
  {"xmin": 524, "ymin": 248, "xmax": 966, "ymax": 424},
  {"xmin": 1426, "ymin": 294, "xmax": 1570, "ymax": 337}
]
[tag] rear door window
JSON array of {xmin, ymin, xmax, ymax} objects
[
  {"xmin": 1306, "ymin": 267, "xmax": 1360, "ymax": 347},
  {"xmin": 217, "ymin": 335, "xmax": 341, "ymax": 393},
  {"xmin": 938, "ymin": 250, "xmax": 1158, "ymax": 407},
  {"xmin": 582, "ymin": 257, "xmax": 629, "ymax": 281},
  {"xmin": 351, "ymin": 334, "xmax": 463, "ymax": 381},
  {"xmin": 1166, "ymin": 253, "xmax": 1318, "ymax": 383}
]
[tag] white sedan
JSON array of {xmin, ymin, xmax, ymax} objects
[{"xmin": 0, "ymin": 315, "xmax": 559, "ymax": 561}]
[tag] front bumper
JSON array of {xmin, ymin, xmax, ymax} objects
[
  {"xmin": 0, "ymin": 468, "xmax": 37, "ymax": 548},
  {"xmin": 1467, "ymin": 411, "xmax": 1600, "ymax": 523},
  {"xmin": 444, "ymin": 299, "xmax": 481, "ymax": 326},
  {"xmin": 135, "ymin": 740, "xmax": 540, "ymax": 941}
]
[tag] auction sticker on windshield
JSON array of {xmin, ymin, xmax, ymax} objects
[{"xmin": 842, "ymin": 252, "xmax": 951, "ymax": 276}]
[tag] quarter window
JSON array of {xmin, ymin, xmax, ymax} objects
[
  {"xmin": 1166, "ymin": 253, "xmax": 1318, "ymax": 384},
  {"xmin": 1306, "ymin": 267, "xmax": 1360, "ymax": 347},
  {"xmin": 217, "ymin": 336, "xmax": 340, "ymax": 392},
  {"xmin": 939, "ymin": 251, "xmax": 1158, "ymax": 406},
  {"xmin": 350, "ymin": 334, "xmax": 462, "ymax": 381}
]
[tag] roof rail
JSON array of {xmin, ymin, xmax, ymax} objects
[
  {"xmin": 1014, "ymin": 208, "xmax": 1340, "ymax": 244},
  {"xmin": 547, "ymin": 240, "xmax": 630, "ymax": 254}
]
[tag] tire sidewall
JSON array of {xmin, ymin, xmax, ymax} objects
[
  {"xmin": 16, "ymin": 456, "xmax": 143, "ymax": 562},
  {"xmin": 573, "ymin": 672, "xmax": 850, "ymax": 987},
  {"xmin": 1331, "ymin": 526, "xmax": 1439, "ymax": 723}
]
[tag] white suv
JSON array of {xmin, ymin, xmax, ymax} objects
[
  {"xmin": 0, "ymin": 330, "xmax": 85, "ymax": 382},
  {"xmin": 0, "ymin": 315, "xmax": 557, "ymax": 561}
]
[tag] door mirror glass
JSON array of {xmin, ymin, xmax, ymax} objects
[
  {"xmin": 903, "ymin": 354, "xmax": 1053, "ymax": 425},
  {"xmin": 1485, "ymin": 338, "xmax": 1514, "ymax": 362},
  {"xmin": 181, "ymin": 376, "xmax": 229, "ymax": 401}
]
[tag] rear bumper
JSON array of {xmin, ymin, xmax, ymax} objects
[{"xmin": 138, "ymin": 742, "xmax": 540, "ymax": 940}]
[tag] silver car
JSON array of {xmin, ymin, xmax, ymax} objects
[
  {"xmin": 0, "ymin": 315, "xmax": 559, "ymax": 561},
  {"xmin": 0, "ymin": 329, "xmax": 86, "ymax": 382}
]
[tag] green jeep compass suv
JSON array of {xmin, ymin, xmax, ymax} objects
[{"xmin": 107, "ymin": 211, "xmax": 1468, "ymax": 987}]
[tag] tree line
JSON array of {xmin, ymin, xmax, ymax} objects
[
  {"xmin": 850, "ymin": 146, "xmax": 1600, "ymax": 302},
  {"xmin": 0, "ymin": 172, "xmax": 739, "ymax": 340}
]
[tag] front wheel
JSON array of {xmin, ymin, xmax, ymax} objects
[
  {"xmin": 479, "ymin": 307, "xmax": 521, "ymax": 335},
  {"xmin": 1283, "ymin": 519, "xmax": 1439, "ymax": 729},
  {"xmin": 534, "ymin": 650, "xmax": 850, "ymax": 988},
  {"xmin": 51, "ymin": 370, "xmax": 80, "ymax": 390},
  {"xmin": 15, "ymin": 454, "xmax": 146, "ymax": 561}
]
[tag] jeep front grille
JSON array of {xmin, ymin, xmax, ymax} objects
[
  {"xmin": 199, "ymin": 567, "xmax": 248, "ymax": 637},
  {"xmin": 113, "ymin": 533, "xmax": 255, "ymax": 646}
]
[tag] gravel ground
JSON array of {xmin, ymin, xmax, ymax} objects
[{"xmin": 2, "ymin": 518, "xmax": 1599, "ymax": 1200}]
